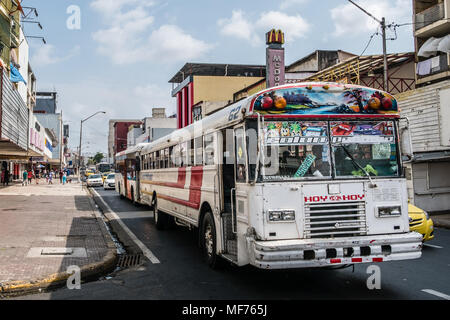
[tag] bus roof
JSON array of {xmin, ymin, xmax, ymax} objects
[{"xmin": 116, "ymin": 82, "xmax": 399, "ymax": 157}]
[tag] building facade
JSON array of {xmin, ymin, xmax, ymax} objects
[
  {"xmin": 392, "ymin": 0, "xmax": 450, "ymax": 212},
  {"xmin": 108, "ymin": 119, "xmax": 141, "ymax": 162},
  {"xmin": 113, "ymin": 121, "xmax": 142, "ymax": 157},
  {"xmin": 169, "ymin": 63, "xmax": 265, "ymax": 128}
]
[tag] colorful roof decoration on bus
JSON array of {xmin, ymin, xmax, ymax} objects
[{"xmin": 251, "ymin": 84, "xmax": 398, "ymax": 116}]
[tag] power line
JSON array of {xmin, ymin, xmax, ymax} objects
[{"xmin": 360, "ymin": 28, "xmax": 380, "ymax": 56}]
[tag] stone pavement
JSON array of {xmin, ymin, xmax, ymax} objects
[{"xmin": 0, "ymin": 179, "xmax": 117, "ymax": 296}]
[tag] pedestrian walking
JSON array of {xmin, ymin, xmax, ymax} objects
[
  {"xmin": 27, "ymin": 169, "xmax": 33, "ymax": 184},
  {"xmin": 62, "ymin": 172, "xmax": 67, "ymax": 185},
  {"xmin": 3, "ymin": 169, "xmax": 9, "ymax": 186},
  {"xmin": 22, "ymin": 170, "xmax": 28, "ymax": 186},
  {"xmin": 59, "ymin": 170, "xmax": 63, "ymax": 184},
  {"xmin": 48, "ymin": 171, "xmax": 53, "ymax": 184}
]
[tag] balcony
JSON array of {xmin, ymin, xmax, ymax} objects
[
  {"xmin": 415, "ymin": 1, "xmax": 450, "ymax": 38},
  {"xmin": 416, "ymin": 53, "xmax": 450, "ymax": 85}
]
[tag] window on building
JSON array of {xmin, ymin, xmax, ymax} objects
[
  {"xmin": 429, "ymin": 161, "xmax": 450, "ymax": 189},
  {"xmin": 193, "ymin": 105, "xmax": 202, "ymax": 123}
]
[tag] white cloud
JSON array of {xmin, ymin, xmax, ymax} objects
[
  {"xmin": 218, "ymin": 10, "xmax": 310, "ymax": 46},
  {"xmin": 39, "ymin": 80, "xmax": 176, "ymax": 153},
  {"xmin": 91, "ymin": 0, "xmax": 212, "ymax": 64},
  {"xmin": 146, "ymin": 25, "xmax": 213, "ymax": 63},
  {"xmin": 330, "ymin": 0, "xmax": 411, "ymax": 37},
  {"xmin": 280, "ymin": 0, "xmax": 308, "ymax": 10},
  {"xmin": 256, "ymin": 11, "xmax": 310, "ymax": 42},
  {"xmin": 31, "ymin": 45, "xmax": 80, "ymax": 67},
  {"xmin": 218, "ymin": 10, "xmax": 261, "ymax": 46}
]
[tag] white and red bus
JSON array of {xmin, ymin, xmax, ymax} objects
[{"xmin": 115, "ymin": 82, "xmax": 422, "ymax": 269}]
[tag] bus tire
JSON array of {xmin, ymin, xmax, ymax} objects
[
  {"xmin": 131, "ymin": 187, "xmax": 138, "ymax": 206},
  {"xmin": 119, "ymin": 185, "xmax": 124, "ymax": 199},
  {"xmin": 201, "ymin": 211, "xmax": 221, "ymax": 269},
  {"xmin": 153, "ymin": 197, "xmax": 167, "ymax": 230}
]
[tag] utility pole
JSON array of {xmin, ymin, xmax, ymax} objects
[
  {"xmin": 348, "ymin": 0, "xmax": 388, "ymax": 91},
  {"xmin": 78, "ymin": 111, "xmax": 106, "ymax": 182}
]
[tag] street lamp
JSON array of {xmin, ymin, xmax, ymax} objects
[{"xmin": 78, "ymin": 111, "xmax": 106, "ymax": 181}]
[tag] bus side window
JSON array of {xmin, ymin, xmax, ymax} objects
[
  {"xmin": 149, "ymin": 152, "xmax": 152, "ymax": 169},
  {"xmin": 235, "ymin": 128, "xmax": 247, "ymax": 182},
  {"xmin": 155, "ymin": 151, "xmax": 160, "ymax": 169},
  {"xmin": 188, "ymin": 139, "xmax": 195, "ymax": 167},
  {"xmin": 165, "ymin": 148, "xmax": 169, "ymax": 168},
  {"xmin": 169, "ymin": 146, "xmax": 174, "ymax": 168},
  {"xmin": 194, "ymin": 136, "xmax": 203, "ymax": 166},
  {"xmin": 173, "ymin": 144, "xmax": 180, "ymax": 167},
  {"xmin": 204, "ymin": 133, "xmax": 215, "ymax": 165},
  {"xmin": 180, "ymin": 142, "xmax": 187, "ymax": 167}
]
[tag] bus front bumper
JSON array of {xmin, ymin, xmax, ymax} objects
[{"xmin": 247, "ymin": 232, "xmax": 423, "ymax": 269}]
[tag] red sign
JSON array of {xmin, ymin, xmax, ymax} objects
[
  {"xmin": 304, "ymin": 194, "xmax": 365, "ymax": 203},
  {"xmin": 266, "ymin": 48, "xmax": 285, "ymax": 88}
]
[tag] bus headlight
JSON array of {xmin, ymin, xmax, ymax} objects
[
  {"xmin": 268, "ymin": 210, "xmax": 296, "ymax": 222},
  {"xmin": 377, "ymin": 206, "xmax": 402, "ymax": 217}
]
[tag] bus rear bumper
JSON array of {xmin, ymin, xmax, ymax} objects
[{"xmin": 247, "ymin": 232, "xmax": 423, "ymax": 269}]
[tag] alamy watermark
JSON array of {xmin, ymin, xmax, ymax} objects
[
  {"xmin": 366, "ymin": 265, "xmax": 381, "ymax": 290},
  {"xmin": 66, "ymin": 265, "xmax": 81, "ymax": 290},
  {"xmin": 67, "ymin": 5, "xmax": 81, "ymax": 30}
]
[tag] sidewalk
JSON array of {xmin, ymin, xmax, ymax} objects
[
  {"xmin": 432, "ymin": 213, "xmax": 450, "ymax": 229},
  {"xmin": 0, "ymin": 179, "xmax": 117, "ymax": 296}
]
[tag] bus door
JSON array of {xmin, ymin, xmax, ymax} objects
[
  {"xmin": 225, "ymin": 125, "xmax": 250, "ymax": 260},
  {"xmin": 125, "ymin": 158, "xmax": 136, "ymax": 200}
]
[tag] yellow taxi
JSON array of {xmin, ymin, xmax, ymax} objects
[
  {"xmin": 408, "ymin": 203, "xmax": 434, "ymax": 242},
  {"xmin": 84, "ymin": 169, "xmax": 95, "ymax": 178},
  {"xmin": 102, "ymin": 172, "xmax": 111, "ymax": 182}
]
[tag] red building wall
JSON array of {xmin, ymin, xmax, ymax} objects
[
  {"xmin": 176, "ymin": 81, "xmax": 194, "ymax": 128},
  {"xmin": 114, "ymin": 121, "xmax": 141, "ymax": 155}
]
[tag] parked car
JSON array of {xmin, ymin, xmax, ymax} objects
[
  {"xmin": 86, "ymin": 174, "xmax": 103, "ymax": 187},
  {"xmin": 103, "ymin": 173, "xmax": 115, "ymax": 190},
  {"xmin": 408, "ymin": 203, "xmax": 434, "ymax": 242}
]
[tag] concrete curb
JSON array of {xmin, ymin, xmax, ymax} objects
[
  {"xmin": 87, "ymin": 188, "xmax": 143, "ymax": 255},
  {"xmin": 0, "ymin": 186, "xmax": 118, "ymax": 297},
  {"xmin": 433, "ymin": 218, "xmax": 450, "ymax": 230}
]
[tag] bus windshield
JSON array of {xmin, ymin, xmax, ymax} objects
[
  {"xmin": 262, "ymin": 121, "xmax": 331, "ymax": 180},
  {"xmin": 260, "ymin": 120, "xmax": 399, "ymax": 181},
  {"xmin": 331, "ymin": 121, "xmax": 399, "ymax": 178}
]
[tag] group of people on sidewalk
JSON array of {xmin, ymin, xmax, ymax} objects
[{"xmin": 16, "ymin": 169, "xmax": 72, "ymax": 186}]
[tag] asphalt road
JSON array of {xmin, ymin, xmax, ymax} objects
[{"xmin": 16, "ymin": 187, "xmax": 450, "ymax": 300}]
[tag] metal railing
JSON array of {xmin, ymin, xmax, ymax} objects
[{"xmin": 415, "ymin": 2, "xmax": 445, "ymax": 31}]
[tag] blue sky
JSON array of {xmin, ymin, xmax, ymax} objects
[{"xmin": 23, "ymin": 0, "xmax": 414, "ymax": 157}]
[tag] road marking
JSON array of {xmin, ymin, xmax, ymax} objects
[
  {"xmin": 91, "ymin": 188, "xmax": 160, "ymax": 264},
  {"xmin": 421, "ymin": 289, "xmax": 450, "ymax": 300},
  {"xmin": 423, "ymin": 243, "xmax": 443, "ymax": 249}
]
